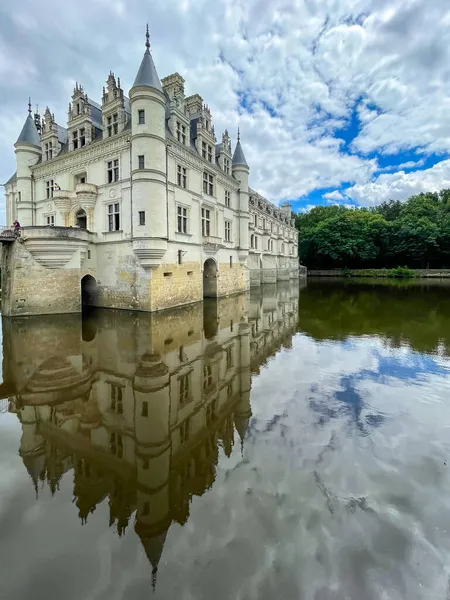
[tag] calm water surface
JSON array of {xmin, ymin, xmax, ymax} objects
[{"xmin": 1, "ymin": 279, "xmax": 450, "ymax": 599}]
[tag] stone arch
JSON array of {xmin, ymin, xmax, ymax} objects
[
  {"xmin": 68, "ymin": 202, "xmax": 83, "ymax": 227},
  {"xmin": 203, "ymin": 258, "xmax": 218, "ymax": 298},
  {"xmin": 76, "ymin": 208, "xmax": 87, "ymax": 229},
  {"xmin": 81, "ymin": 274, "xmax": 98, "ymax": 308}
]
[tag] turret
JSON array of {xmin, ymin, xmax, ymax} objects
[
  {"xmin": 129, "ymin": 25, "xmax": 167, "ymax": 256},
  {"xmin": 232, "ymin": 129, "xmax": 250, "ymax": 259},
  {"xmin": 133, "ymin": 353, "xmax": 172, "ymax": 588},
  {"xmin": 14, "ymin": 99, "xmax": 42, "ymax": 226}
]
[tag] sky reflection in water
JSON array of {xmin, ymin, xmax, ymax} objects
[{"xmin": 0, "ymin": 279, "xmax": 450, "ymax": 600}]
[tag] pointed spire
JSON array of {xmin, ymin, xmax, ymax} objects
[
  {"xmin": 15, "ymin": 101, "xmax": 41, "ymax": 147},
  {"xmin": 232, "ymin": 129, "xmax": 248, "ymax": 167},
  {"xmin": 131, "ymin": 25, "xmax": 162, "ymax": 91},
  {"xmin": 145, "ymin": 23, "xmax": 150, "ymax": 52}
]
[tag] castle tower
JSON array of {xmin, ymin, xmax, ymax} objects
[
  {"xmin": 14, "ymin": 100, "xmax": 42, "ymax": 226},
  {"xmin": 235, "ymin": 321, "xmax": 252, "ymax": 451},
  {"xmin": 133, "ymin": 353, "xmax": 172, "ymax": 587},
  {"xmin": 129, "ymin": 25, "xmax": 168, "ymax": 267},
  {"xmin": 232, "ymin": 130, "xmax": 250, "ymax": 261}
]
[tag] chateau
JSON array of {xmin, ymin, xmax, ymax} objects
[
  {"xmin": 2, "ymin": 284, "xmax": 299, "ymax": 587},
  {"xmin": 2, "ymin": 27, "xmax": 299, "ymax": 317}
]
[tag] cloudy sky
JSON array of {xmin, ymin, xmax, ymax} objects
[{"xmin": 1, "ymin": 0, "xmax": 450, "ymax": 217}]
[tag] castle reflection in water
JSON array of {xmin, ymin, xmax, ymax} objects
[{"xmin": 2, "ymin": 282, "xmax": 298, "ymax": 584}]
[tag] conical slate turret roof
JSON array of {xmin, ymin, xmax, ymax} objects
[
  {"xmin": 16, "ymin": 102, "xmax": 41, "ymax": 147},
  {"xmin": 132, "ymin": 25, "xmax": 162, "ymax": 92},
  {"xmin": 232, "ymin": 129, "xmax": 248, "ymax": 167}
]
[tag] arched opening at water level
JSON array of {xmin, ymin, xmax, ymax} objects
[
  {"xmin": 81, "ymin": 275, "xmax": 98, "ymax": 308},
  {"xmin": 203, "ymin": 258, "xmax": 218, "ymax": 298}
]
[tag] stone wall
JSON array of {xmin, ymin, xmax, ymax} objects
[
  {"xmin": 1, "ymin": 241, "xmax": 83, "ymax": 316},
  {"xmin": 217, "ymin": 262, "xmax": 249, "ymax": 297},
  {"xmin": 308, "ymin": 269, "xmax": 450, "ymax": 278},
  {"xmin": 150, "ymin": 262, "xmax": 202, "ymax": 311}
]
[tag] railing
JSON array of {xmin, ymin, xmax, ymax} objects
[
  {"xmin": 0, "ymin": 226, "xmax": 20, "ymax": 241},
  {"xmin": 202, "ymin": 235, "xmax": 222, "ymax": 245}
]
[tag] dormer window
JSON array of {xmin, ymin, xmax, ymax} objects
[
  {"xmin": 107, "ymin": 113, "xmax": 119, "ymax": 137},
  {"xmin": 72, "ymin": 130, "xmax": 78, "ymax": 150},
  {"xmin": 80, "ymin": 127, "xmax": 86, "ymax": 147},
  {"xmin": 45, "ymin": 142, "xmax": 53, "ymax": 161},
  {"xmin": 202, "ymin": 142, "xmax": 212, "ymax": 162},
  {"xmin": 223, "ymin": 157, "xmax": 230, "ymax": 175},
  {"xmin": 77, "ymin": 103, "xmax": 80, "ymax": 115},
  {"xmin": 176, "ymin": 121, "xmax": 186, "ymax": 144}
]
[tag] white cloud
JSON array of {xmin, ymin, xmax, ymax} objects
[
  {"xmin": 1, "ymin": 0, "xmax": 450, "ymax": 210},
  {"xmin": 346, "ymin": 159, "xmax": 450, "ymax": 205},
  {"xmin": 323, "ymin": 190, "xmax": 345, "ymax": 201}
]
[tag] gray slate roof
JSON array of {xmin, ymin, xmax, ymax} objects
[
  {"xmin": 5, "ymin": 171, "xmax": 17, "ymax": 185},
  {"xmin": 132, "ymin": 48, "xmax": 162, "ymax": 91},
  {"xmin": 232, "ymin": 139, "xmax": 248, "ymax": 167},
  {"xmin": 16, "ymin": 113, "xmax": 41, "ymax": 147}
]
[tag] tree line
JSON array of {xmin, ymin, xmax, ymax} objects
[{"xmin": 295, "ymin": 190, "xmax": 450, "ymax": 270}]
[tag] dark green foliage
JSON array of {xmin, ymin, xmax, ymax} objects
[
  {"xmin": 387, "ymin": 266, "xmax": 417, "ymax": 278},
  {"xmin": 296, "ymin": 190, "xmax": 450, "ymax": 269}
]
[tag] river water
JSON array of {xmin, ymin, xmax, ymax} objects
[{"xmin": 0, "ymin": 279, "xmax": 450, "ymax": 599}]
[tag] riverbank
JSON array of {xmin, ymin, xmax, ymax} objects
[{"xmin": 308, "ymin": 268, "xmax": 450, "ymax": 278}]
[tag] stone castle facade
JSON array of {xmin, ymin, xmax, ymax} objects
[
  {"xmin": 2, "ymin": 27, "xmax": 299, "ymax": 317},
  {"xmin": 2, "ymin": 283, "xmax": 299, "ymax": 584}
]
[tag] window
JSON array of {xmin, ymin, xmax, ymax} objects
[
  {"xmin": 226, "ymin": 347, "xmax": 233, "ymax": 370},
  {"xmin": 178, "ymin": 249, "xmax": 183, "ymax": 265},
  {"xmin": 179, "ymin": 374, "xmax": 191, "ymax": 408},
  {"xmin": 207, "ymin": 145, "xmax": 213, "ymax": 162},
  {"xmin": 111, "ymin": 385, "xmax": 123, "ymax": 414},
  {"xmin": 46, "ymin": 180, "xmax": 54, "ymax": 199},
  {"xmin": 108, "ymin": 203, "xmax": 120, "ymax": 231},
  {"xmin": 142, "ymin": 401, "xmax": 148, "ymax": 417},
  {"xmin": 224, "ymin": 158, "xmax": 230, "ymax": 175},
  {"xmin": 201, "ymin": 208, "xmax": 211, "ymax": 236},
  {"xmin": 281, "ymin": 243, "xmax": 285, "ymax": 254},
  {"xmin": 138, "ymin": 155, "xmax": 145, "ymax": 170},
  {"xmin": 72, "ymin": 130, "xmax": 78, "ymax": 150},
  {"xmin": 255, "ymin": 236, "xmax": 258, "ymax": 249},
  {"xmin": 45, "ymin": 142, "xmax": 53, "ymax": 161},
  {"xmin": 203, "ymin": 364, "xmax": 213, "ymax": 390},
  {"xmin": 202, "ymin": 141, "xmax": 207, "ymax": 159},
  {"xmin": 46, "ymin": 215, "xmax": 55, "ymax": 226},
  {"xmin": 230, "ymin": 256, "xmax": 233, "ymax": 268},
  {"xmin": 138, "ymin": 109, "xmax": 145, "ymax": 124},
  {"xmin": 107, "ymin": 159, "xmax": 119, "ymax": 183},
  {"xmin": 176, "ymin": 121, "xmax": 186, "ymax": 144},
  {"xmin": 177, "ymin": 165, "xmax": 187, "ymax": 188},
  {"xmin": 225, "ymin": 190, "xmax": 231, "ymax": 208},
  {"xmin": 109, "ymin": 432, "xmax": 123, "ymax": 458},
  {"xmin": 224, "ymin": 220, "xmax": 232, "ymax": 242},
  {"xmin": 203, "ymin": 171, "xmax": 214, "ymax": 195},
  {"xmin": 138, "ymin": 211, "xmax": 145, "ymax": 226},
  {"xmin": 180, "ymin": 418, "xmax": 190, "ymax": 445},
  {"xmin": 77, "ymin": 103, "xmax": 80, "ymax": 115},
  {"xmin": 254, "ymin": 213, "xmax": 258, "ymax": 226},
  {"xmin": 177, "ymin": 205, "xmax": 188, "ymax": 233},
  {"xmin": 107, "ymin": 113, "xmax": 119, "ymax": 136},
  {"xmin": 80, "ymin": 127, "xmax": 86, "ymax": 147}
]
